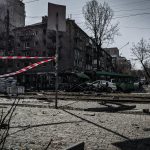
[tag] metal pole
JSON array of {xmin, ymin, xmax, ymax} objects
[
  {"xmin": 6, "ymin": 9, "xmax": 9, "ymax": 55},
  {"xmin": 55, "ymin": 13, "xmax": 59, "ymax": 109}
]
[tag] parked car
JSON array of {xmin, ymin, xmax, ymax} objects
[{"xmin": 87, "ymin": 80, "xmax": 117, "ymax": 92}]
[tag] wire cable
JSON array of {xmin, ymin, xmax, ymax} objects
[
  {"xmin": 114, "ymin": 7, "xmax": 150, "ymax": 13},
  {"xmin": 113, "ymin": 12, "xmax": 150, "ymax": 19},
  {"xmin": 25, "ymin": 0, "xmax": 40, "ymax": 4},
  {"xmin": 111, "ymin": 0, "xmax": 150, "ymax": 8},
  {"xmin": 122, "ymin": 26, "xmax": 150, "ymax": 30}
]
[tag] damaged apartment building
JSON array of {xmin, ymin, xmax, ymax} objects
[{"xmin": 12, "ymin": 17, "xmax": 95, "ymax": 89}]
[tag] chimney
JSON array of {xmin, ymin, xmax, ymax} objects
[{"xmin": 42, "ymin": 16, "xmax": 48, "ymax": 23}]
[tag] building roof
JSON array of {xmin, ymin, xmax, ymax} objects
[
  {"xmin": 13, "ymin": 22, "xmax": 46, "ymax": 31},
  {"xmin": 104, "ymin": 47, "xmax": 119, "ymax": 50},
  {"xmin": 66, "ymin": 19, "xmax": 91, "ymax": 39},
  {"xmin": 13, "ymin": 18, "xmax": 90, "ymax": 37}
]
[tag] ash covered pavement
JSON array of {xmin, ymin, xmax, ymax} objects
[{"xmin": 0, "ymin": 93, "xmax": 150, "ymax": 150}]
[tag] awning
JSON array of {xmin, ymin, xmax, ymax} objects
[{"xmin": 96, "ymin": 71, "xmax": 134, "ymax": 78}]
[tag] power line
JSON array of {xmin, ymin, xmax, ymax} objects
[
  {"xmin": 69, "ymin": 13, "xmax": 83, "ymax": 16},
  {"xmin": 113, "ymin": 12, "xmax": 150, "ymax": 19},
  {"xmin": 73, "ymin": 21, "xmax": 150, "ymax": 31},
  {"xmin": 7, "ymin": 0, "xmax": 39, "ymax": 7},
  {"xmin": 111, "ymin": 0, "xmax": 150, "ymax": 8},
  {"xmin": 6, "ymin": 0, "xmax": 150, "ymax": 21},
  {"xmin": 5, "ymin": 0, "xmax": 150, "ymax": 29},
  {"xmin": 114, "ymin": 7, "xmax": 150, "ymax": 13},
  {"xmin": 69, "ymin": 6, "xmax": 150, "ymax": 18},
  {"xmin": 119, "ymin": 42, "xmax": 129, "ymax": 50},
  {"xmin": 69, "ymin": 12, "xmax": 150, "ymax": 21},
  {"xmin": 70, "ymin": 6, "xmax": 150, "ymax": 16},
  {"xmin": 25, "ymin": 0, "xmax": 40, "ymax": 4},
  {"xmin": 119, "ymin": 42, "xmax": 129, "ymax": 56},
  {"xmin": 26, "ymin": 16, "xmax": 42, "ymax": 18},
  {"xmin": 68, "ymin": 0, "xmax": 150, "ymax": 14},
  {"xmin": 123, "ymin": 26, "xmax": 150, "ymax": 30}
]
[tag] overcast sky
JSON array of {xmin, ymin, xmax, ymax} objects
[{"xmin": 23, "ymin": 0, "xmax": 150, "ymax": 69}]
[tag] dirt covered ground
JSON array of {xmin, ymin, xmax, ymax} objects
[{"xmin": 0, "ymin": 92, "xmax": 150, "ymax": 150}]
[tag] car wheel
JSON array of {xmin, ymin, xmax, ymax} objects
[{"xmin": 107, "ymin": 87, "xmax": 112, "ymax": 93}]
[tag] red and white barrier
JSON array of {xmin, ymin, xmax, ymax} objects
[
  {"xmin": 0, "ymin": 58, "xmax": 55, "ymax": 78},
  {"xmin": 0, "ymin": 56, "xmax": 55, "ymax": 59}
]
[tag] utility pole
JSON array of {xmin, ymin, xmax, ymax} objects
[
  {"xmin": 55, "ymin": 12, "xmax": 59, "ymax": 109},
  {"xmin": 6, "ymin": 9, "xmax": 10, "ymax": 56},
  {"xmin": 47, "ymin": 3, "xmax": 66, "ymax": 109}
]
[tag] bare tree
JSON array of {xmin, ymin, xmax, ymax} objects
[
  {"xmin": 131, "ymin": 38, "xmax": 150, "ymax": 79},
  {"xmin": 82, "ymin": 0, "xmax": 119, "ymax": 69}
]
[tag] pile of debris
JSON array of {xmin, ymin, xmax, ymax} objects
[{"xmin": 0, "ymin": 77, "xmax": 24, "ymax": 95}]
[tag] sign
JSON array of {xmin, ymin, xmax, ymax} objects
[{"xmin": 47, "ymin": 3, "xmax": 66, "ymax": 32}]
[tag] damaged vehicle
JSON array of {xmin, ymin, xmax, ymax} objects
[{"xmin": 87, "ymin": 80, "xmax": 117, "ymax": 92}]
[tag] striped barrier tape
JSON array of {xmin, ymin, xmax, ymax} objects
[
  {"xmin": 0, "ymin": 56, "xmax": 55, "ymax": 59},
  {"xmin": 0, "ymin": 58, "xmax": 55, "ymax": 78}
]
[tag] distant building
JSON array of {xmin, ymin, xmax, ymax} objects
[
  {"xmin": 93, "ymin": 47, "xmax": 114, "ymax": 72},
  {"xmin": 0, "ymin": 0, "xmax": 25, "ymax": 73},
  {"xmin": 116, "ymin": 57, "xmax": 131, "ymax": 74},
  {"xmin": 0, "ymin": 0, "xmax": 25, "ymax": 32},
  {"xmin": 0, "ymin": 0, "xmax": 25, "ymax": 49},
  {"xmin": 104, "ymin": 47, "xmax": 119, "ymax": 58},
  {"xmin": 105, "ymin": 47, "xmax": 131, "ymax": 74}
]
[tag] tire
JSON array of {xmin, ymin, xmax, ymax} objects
[{"xmin": 107, "ymin": 87, "xmax": 112, "ymax": 93}]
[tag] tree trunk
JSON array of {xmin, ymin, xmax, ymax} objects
[
  {"xmin": 97, "ymin": 44, "xmax": 102, "ymax": 70},
  {"xmin": 141, "ymin": 61, "xmax": 150, "ymax": 79},
  {"xmin": 96, "ymin": 45, "xmax": 99, "ymax": 70}
]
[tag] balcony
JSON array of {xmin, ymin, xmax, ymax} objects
[
  {"xmin": 86, "ymin": 42, "xmax": 93, "ymax": 48},
  {"xmin": 74, "ymin": 34, "xmax": 83, "ymax": 41},
  {"xmin": 19, "ymin": 31, "xmax": 35, "ymax": 41},
  {"xmin": 19, "ymin": 35, "xmax": 34, "ymax": 41}
]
